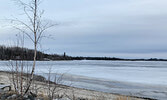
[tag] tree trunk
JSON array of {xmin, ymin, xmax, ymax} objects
[{"xmin": 24, "ymin": 0, "xmax": 37, "ymax": 95}]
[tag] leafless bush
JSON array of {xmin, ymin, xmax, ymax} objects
[
  {"xmin": 64, "ymin": 88, "xmax": 77, "ymax": 100},
  {"xmin": 7, "ymin": 60, "xmax": 32, "ymax": 95},
  {"xmin": 44, "ymin": 67, "xmax": 67, "ymax": 100}
]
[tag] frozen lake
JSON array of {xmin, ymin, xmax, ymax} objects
[{"xmin": 1, "ymin": 60, "xmax": 167, "ymax": 100}]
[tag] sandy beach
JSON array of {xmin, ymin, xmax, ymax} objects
[{"xmin": 0, "ymin": 71, "xmax": 150, "ymax": 100}]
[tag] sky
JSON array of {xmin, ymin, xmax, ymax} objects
[{"xmin": 0, "ymin": 0, "xmax": 167, "ymax": 58}]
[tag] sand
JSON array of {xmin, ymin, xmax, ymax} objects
[{"xmin": 0, "ymin": 71, "xmax": 150, "ymax": 100}]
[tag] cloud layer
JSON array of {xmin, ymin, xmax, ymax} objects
[{"xmin": 0, "ymin": 0, "xmax": 167, "ymax": 58}]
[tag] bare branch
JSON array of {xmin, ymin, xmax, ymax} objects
[
  {"xmin": 13, "ymin": 26, "xmax": 35, "ymax": 43},
  {"xmin": 24, "ymin": 7, "xmax": 34, "ymax": 26},
  {"xmin": 11, "ymin": 18, "xmax": 34, "ymax": 33}
]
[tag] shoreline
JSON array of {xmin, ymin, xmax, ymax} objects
[
  {"xmin": 1, "ymin": 59, "xmax": 167, "ymax": 62},
  {"xmin": 0, "ymin": 71, "xmax": 154, "ymax": 100},
  {"xmin": 0, "ymin": 56, "xmax": 167, "ymax": 62}
]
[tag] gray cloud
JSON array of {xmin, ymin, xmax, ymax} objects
[{"xmin": 1, "ymin": 0, "xmax": 167, "ymax": 58}]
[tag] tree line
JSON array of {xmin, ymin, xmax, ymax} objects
[
  {"xmin": 0, "ymin": 45, "xmax": 70, "ymax": 60},
  {"xmin": 0, "ymin": 45, "xmax": 166, "ymax": 61}
]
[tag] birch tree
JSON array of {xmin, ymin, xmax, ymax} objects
[{"xmin": 12, "ymin": 0, "xmax": 55, "ymax": 95}]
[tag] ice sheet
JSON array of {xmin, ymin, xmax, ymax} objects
[{"xmin": 1, "ymin": 60, "xmax": 167, "ymax": 99}]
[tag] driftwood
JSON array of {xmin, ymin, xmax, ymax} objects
[{"xmin": 0, "ymin": 85, "xmax": 11, "ymax": 92}]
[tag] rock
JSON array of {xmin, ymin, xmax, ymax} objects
[
  {"xmin": 0, "ymin": 93, "xmax": 12, "ymax": 100},
  {"xmin": 24, "ymin": 94, "xmax": 29, "ymax": 98},
  {"xmin": 30, "ymin": 92, "xmax": 37, "ymax": 97},
  {"xmin": 0, "ymin": 96, "xmax": 6, "ymax": 100},
  {"xmin": 54, "ymin": 97, "xmax": 71, "ymax": 100},
  {"xmin": 28, "ymin": 95, "xmax": 35, "ymax": 100},
  {"xmin": 36, "ymin": 98, "xmax": 44, "ymax": 100}
]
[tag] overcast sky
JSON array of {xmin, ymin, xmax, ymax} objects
[{"xmin": 0, "ymin": 0, "xmax": 167, "ymax": 58}]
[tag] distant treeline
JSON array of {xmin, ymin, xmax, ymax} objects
[
  {"xmin": 71, "ymin": 57, "xmax": 167, "ymax": 61},
  {"xmin": 0, "ymin": 45, "xmax": 70, "ymax": 60},
  {"xmin": 0, "ymin": 45, "xmax": 167, "ymax": 61}
]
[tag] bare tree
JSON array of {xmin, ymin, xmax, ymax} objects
[{"xmin": 11, "ymin": 0, "xmax": 55, "ymax": 95}]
